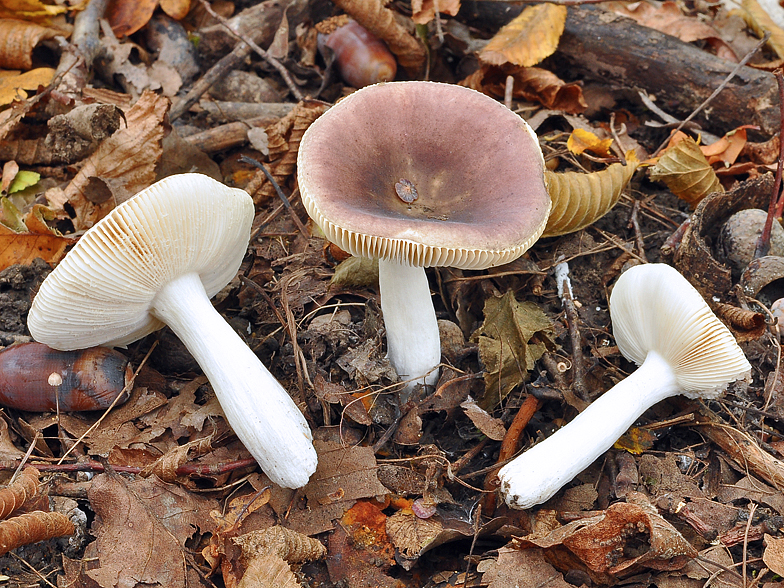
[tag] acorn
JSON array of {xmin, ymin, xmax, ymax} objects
[
  {"xmin": 317, "ymin": 16, "xmax": 397, "ymax": 88},
  {"xmin": 0, "ymin": 343, "xmax": 132, "ymax": 411}
]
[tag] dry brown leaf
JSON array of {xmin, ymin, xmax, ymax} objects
[
  {"xmin": 0, "ymin": 66, "xmax": 53, "ymax": 105},
  {"xmin": 237, "ymin": 551, "xmax": 300, "ymax": 588},
  {"xmin": 411, "ymin": 0, "xmax": 461, "ymax": 25},
  {"xmin": 461, "ymin": 65, "xmax": 586, "ymax": 114},
  {"xmin": 609, "ymin": 1, "xmax": 738, "ymax": 61},
  {"xmin": 483, "ymin": 547, "xmax": 572, "ymax": 588},
  {"xmin": 543, "ymin": 153, "xmax": 639, "ymax": 237},
  {"xmin": 386, "ymin": 509, "xmax": 443, "ymax": 558},
  {"xmin": 234, "ymin": 526, "xmax": 326, "ymax": 562},
  {"xmin": 107, "ymin": 0, "xmax": 158, "ymax": 37},
  {"xmin": 566, "ymin": 128, "xmax": 613, "ymax": 157},
  {"xmin": 702, "ymin": 126, "xmax": 752, "ymax": 167},
  {"xmin": 764, "ymin": 534, "xmax": 784, "ymax": 576},
  {"xmin": 0, "ymin": 19, "xmax": 59, "ymax": 69},
  {"xmin": 87, "ymin": 471, "xmax": 218, "ymax": 587},
  {"xmin": 47, "ymin": 90, "xmax": 169, "ymax": 230},
  {"xmin": 0, "ymin": 223, "xmax": 68, "ymax": 271},
  {"xmin": 460, "ymin": 397, "xmax": 507, "ymax": 441},
  {"xmin": 479, "ymin": 4, "xmax": 567, "ymax": 67},
  {"xmin": 649, "ymin": 135, "xmax": 723, "ymax": 208},
  {"xmin": 741, "ymin": 0, "xmax": 784, "ymax": 59},
  {"xmin": 159, "ymin": 0, "xmax": 190, "ymax": 20}
]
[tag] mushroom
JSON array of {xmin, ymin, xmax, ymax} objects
[
  {"xmin": 27, "ymin": 173, "xmax": 317, "ymax": 489},
  {"xmin": 297, "ymin": 81, "xmax": 550, "ymax": 393},
  {"xmin": 499, "ymin": 263, "xmax": 751, "ymax": 509}
]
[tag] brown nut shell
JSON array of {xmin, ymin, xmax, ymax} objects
[
  {"xmin": 740, "ymin": 255, "xmax": 784, "ymax": 306},
  {"xmin": 0, "ymin": 343, "xmax": 131, "ymax": 411},
  {"xmin": 321, "ymin": 20, "xmax": 397, "ymax": 88}
]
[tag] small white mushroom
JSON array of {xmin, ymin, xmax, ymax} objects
[
  {"xmin": 297, "ymin": 81, "xmax": 551, "ymax": 395},
  {"xmin": 499, "ymin": 263, "xmax": 751, "ymax": 509},
  {"xmin": 27, "ymin": 173, "xmax": 317, "ymax": 489}
]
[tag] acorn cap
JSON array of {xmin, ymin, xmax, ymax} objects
[
  {"xmin": 28, "ymin": 173, "xmax": 254, "ymax": 349},
  {"xmin": 298, "ymin": 81, "xmax": 551, "ymax": 269},
  {"xmin": 609, "ymin": 263, "xmax": 751, "ymax": 397}
]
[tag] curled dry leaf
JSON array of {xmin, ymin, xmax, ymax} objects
[
  {"xmin": 237, "ymin": 551, "xmax": 300, "ymax": 588},
  {"xmin": 543, "ymin": 154, "xmax": 639, "ymax": 237},
  {"xmin": 140, "ymin": 434, "xmax": 214, "ymax": 481},
  {"xmin": 233, "ymin": 525, "xmax": 326, "ymax": 562},
  {"xmin": 461, "ymin": 65, "xmax": 586, "ymax": 114},
  {"xmin": 411, "ymin": 0, "xmax": 461, "ymax": 25},
  {"xmin": 0, "ymin": 0, "xmax": 67, "ymax": 20},
  {"xmin": 479, "ymin": 4, "xmax": 567, "ymax": 67},
  {"xmin": 385, "ymin": 509, "xmax": 443, "ymax": 558},
  {"xmin": 0, "ymin": 467, "xmax": 39, "ymax": 520},
  {"xmin": 107, "ymin": 0, "xmax": 158, "ymax": 37},
  {"xmin": 648, "ymin": 135, "xmax": 723, "ymax": 208},
  {"xmin": 0, "ymin": 19, "xmax": 59, "ymax": 69},
  {"xmin": 159, "ymin": 0, "xmax": 191, "ymax": 21},
  {"xmin": 741, "ymin": 0, "xmax": 784, "ymax": 60},
  {"xmin": 0, "ymin": 511, "xmax": 74, "ymax": 556},
  {"xmin": 460, "ymin": 397, "xmax": 507, "ymax": 441}
]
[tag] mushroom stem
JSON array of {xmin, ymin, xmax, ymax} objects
[
  {"xmin": 378, "ymin": 259, "xmax": 440, "ymax": 395},
  {"xmin": 498, "ymin": 351, "xmax": 679, "ymax": 509},
  {"xmin": 151, "ymin": 272, "xmax": 317, "ymax": 489}
]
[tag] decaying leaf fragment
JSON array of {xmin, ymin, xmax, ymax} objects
[
  {"xmin": 472, "ymin": 291, "xmax": 555, "ymax": 408},
  {"xmin": 543, "ymin": 154, "xmax": 639, "ymax": 237},
  {"xmin": 411, "ymin": 0, "xmax": 461, "ymax": 24},
  {"xmin": 516, "ymin": 492, "xmax": 697, "ymax": 582},
  {"xmin": 479, "ymin": 4, "xmax": 567, "ymax": 67},
  {"xmin": 649, "ymin": 135, "xmax": 723, "ymax": 208},
  {"xmin": 0, "ymin": 19, "xmax": 61, "ymax": 69},
  {"xmin": 386, "ymin": 509, "xmax": 443, "ymax": 558},
  {"xmin": 0, "ymin": 466, "xmax": 39, "ymax": 519}
]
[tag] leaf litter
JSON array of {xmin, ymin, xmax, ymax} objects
[{"xmin": 1, "ymin": 0, "xmax": 784, "ymax": 586}]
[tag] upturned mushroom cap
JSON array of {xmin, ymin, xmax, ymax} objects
[
  {"xmin": 298, "ymin": 81, "xmax": 551, "ymax": 269},
  {"xmin": 28, "ymin": 173, "xmax": 254, "ymax": 349},
  {"xmin": 609, "ymin": 263, "xmax": 751, "ymax": 397}
]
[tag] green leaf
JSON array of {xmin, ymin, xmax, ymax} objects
[
  {"xmin": 0, "ymin": 197, "xmax": 26, "ymax": 233},
  {"xmin": 8, "ymin": 170, "xmax": 40, "ymax": 194},
  {"xmin": 472, "ymin": 290, "xmax": 555, "ymax": 408}
]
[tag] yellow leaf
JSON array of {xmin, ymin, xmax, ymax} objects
[
  {"xmin": 649, "ymin": 136, "xmax": 723, "ymax": 208},
  {"xmin": 741, "ymin": 0, "xmax": 784, "ymax": 59},
  {"xmin": 159, "ymin": 0, "xmax": 191, "ymax": 21},
  {"xmin": 614, "ymin": 427, "xmax": 657, "ymax": 454},
  {"xmin": 0, "ymin": 66, "xmax": 54, "ymax": 105},
  {"xmin": 479, "ymin": 4, "xmax": 567, "ymax": 67},
  {"xmin": 566, "ymin": 128, "xmax": 613, "ymax": 157},
  {"xmin": 0, "ymin": 0, "xmax": 67, "ymax": 19},
  {"xmin": 543, "ymin": 152, "xmax": 639, "ymax": 237}
]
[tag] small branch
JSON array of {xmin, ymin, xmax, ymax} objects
[{"xmin": 756, "ymin": 69, "xmax": 784, "ymax": 259}]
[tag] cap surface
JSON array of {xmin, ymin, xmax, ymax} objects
[
  {"xmin": 609, "ymin": 263, "xmax": 751, "ymax": 397},
  {"xmin": 28, "ymin": 173, "xmax": 254, "ymax": 350},
  {"xmin": 298, "ymin": 81, "xmax": 550, "ymax": 269}
]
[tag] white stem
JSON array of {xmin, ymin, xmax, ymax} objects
[
  {"xmin": 378, "ymin": 259, "xmax": 440, "ymax": 396},
  {"xmin": 499, "ymin": 351, "xmax": 680, "ymax": 509},
  {"xmin": 151, "ymin": 273, "xmax": 317, "ymax": 489}
]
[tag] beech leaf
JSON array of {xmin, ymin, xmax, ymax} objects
[
  {"xmin": 566, "ymin": 128, "xmax": 613, "ymax": 157},
  {"xmin": 479, "ymin": 4, "xmax": 567, "ymax": 67},
  {"xmin": 648, "ymin": 136, "xmax": 723, "ymax": 208}
]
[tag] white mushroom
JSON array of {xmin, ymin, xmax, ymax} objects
[
  {"xmin": 499, "ymin": 263, "xmax": 751, "ymax": 509},
  {"xmin": 297, "ymin": 81, "xmax": 551, "ymax": 395},
  {"xmin": 27, "ymin": 173, "xmax": 317, "ymax": 489}
]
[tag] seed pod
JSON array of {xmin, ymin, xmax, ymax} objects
[
  {"xmin": 0, "ymin": 343, "xmax": 132, "ymax": 411},
  {"xmin": 318, "ymin": 18, "xmax": 397, "ymax": 88}
]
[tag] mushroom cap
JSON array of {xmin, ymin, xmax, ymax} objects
[
  {"xmin": 28, "ymin": 173, "xmax": 254, "ymax": 350},
  {"xmin": 609, "ymin": 263, "xmax": 751, "ymax": 398},
  {"xmin": 298, "ymin": 81, "xmax": 550, "ymax": 269}
]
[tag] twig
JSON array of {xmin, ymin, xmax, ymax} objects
[
  {"xmin": 239, "ymin": 155, "xmax": 309, "ymax": 238},
  {"xmin": 629, "ymin": 200, "xmax": 648, "ymax": 263},
  {"xmin": 743, "ymin": 503, "xmax": 758, "ymax": 588},
  {"xmin": 197, "ymin": 0, "xmax": 303, "ymax": 101},
  {"xmin": 756, "ymin": 69, "xmax": 784, "ymax": 258},
  {"xmin": 652, "ymin": 33, "xmax": 770, "ymax": 156},
  {"xmin": 504, "ymin": 75, "xmax": 514, "ymax": 111},
  {"xmin": 555, "ymin": 260, "xmax": 589, "ymax": 401}
]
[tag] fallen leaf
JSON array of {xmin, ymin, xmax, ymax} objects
[
  {"xmin": 237, "ymin": 551, "xmax": 300, "ymax": 588},
  {"xmin": 107, "ymin": 0, "xmax": 158, "ymax": 37},
  {"xmin": 0, "ymin": 19, "xmax": 60, "ymax": 69},
  {"xmin": 411, "ymin": 0, "xmax": 461, "ymax": 25},
  {"xmin": 87, "ymin": 471, "xmax": 218, "ymax": 587},
  {"xmin": 0, "ymin": 223, "xmax": 68, "ymax": 271},
  {"xmin": 460, "ymin": 396, "xmax": 507, "ymax": 440},
  {"xmin": 741, "ymin": 0, "xmax": 784, "ymax": 59},
  {"xmin": 649, "ymin": 135, "xmax": 723, "ymax": 208},
  {"xmin": 159, "ymin": 0, "xmax": 190, "ymax": 20},
  {"xmin": 7, "ymin": 169, "xmax": 37, "ymax": 193},
  {"xmin": 479, "ymin": 4, "xmax": 567, "ymax": 67},
  {"xmin": 483, "ymin": 547, "xmax": 572, "ymax": 588},
  {"xmin": 0, "ymin": 0, "xmax": 67, "ymax": 20},
  {"xmin": 472, "ymin": 290, "xmax": 555, "ymax": 408},
  {"xmin": 386, "ymin": 509, "xmax": 443, "ymax": 558},
  {"xmin": 0, "ymin": 67, "xmax": 54, "ymax": 106},
  {"xmin": 764, "ymin": 534, "xmax": 784, "ymax": 577},
  {"xmin": 543, "ymin": 153, "xmax": 639, "ymax": 237},
  {"xmin": 702, "ymin": 126, "xmax": 753, "ymax": 167},
  {"xmin": 566, "ymin": 128, "xmax": 613, "ymax": 157}
]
